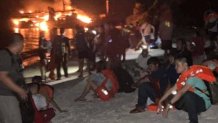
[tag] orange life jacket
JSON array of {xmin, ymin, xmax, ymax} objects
[
  {"xmin": 96, "ymin": 69, "xmax": 119, "ymax": 101},
  {"xmin": 176, "ymin": 65, "xmax": 216, "ymax": 91}
]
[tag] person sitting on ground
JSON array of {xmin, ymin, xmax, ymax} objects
[
  {"xmin": 158, "ymin": 57, "xmax": 213, "ymax": 123},
  {"xmin": 172, "ymin": 38, "xmax": 193, "ymax": 66},
  {"xmin": 31, "ymin": 76, "xmax": 66, "ymax": 112},
  {"xmin": 29, "ymin": 83, "xmax": 56, "ymax": 123},
  {"xmin": 130, "ymin": 57, "xmax": 170, "ymax": 113},
  {"xmin": 165, "ymin": 52, "xmax": 180, "ymax": 87},
  {"xmin": 110, "ymin": 60, "xmax": 135, "ymax": 93},
  {"xmin": 75, "ymin": 60, "xmax": 119, "ymax": 102},
  {"xmin": 123, "ymin": 49, "xmax": 151, "ymax": 81}
]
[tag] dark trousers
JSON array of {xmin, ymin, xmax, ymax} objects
[
  {"xmin": 137, "ymin": 83, "xmax": 157, "ymax": 109},
  {"xmin": 175, "ymin": 92, "xmax": 206, "ymax": 123},
  {"xmin": 56, "ymin": 54, "xmax": 68, "ymax": 79}
]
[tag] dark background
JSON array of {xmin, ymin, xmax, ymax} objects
[{"xmin": 0, "ymin": 0, "xmax": 218, "ymax": 31}]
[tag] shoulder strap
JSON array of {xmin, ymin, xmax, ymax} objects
[{"xmin": 194, "ymin": 87, "xmax": 210, "ymax": 97}]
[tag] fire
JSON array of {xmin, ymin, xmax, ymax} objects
[
  {"xmin": 43, "ymin": 14, "xmax": 49, "ymax": 21},
  {"xmin": 54, "ymin": 12, "xmax": 62, "ymax": 20},
  {"xmin": 76, "ymin": 14, "xmax": 92, "ymax": 24},
  {"xmin": 14, "ymin": 28, "xmax": 19, "ymax": 33},
  {"xmin": 19, "ymin": 10, "xmax": 24, "ymax": 14},
  {"xmin": 12, "ymin": 19, "xmax": 20, "ymax": 26},
  {"xmin": 39, "ymin": 21, "xmax": 48, "ymax": 31}
]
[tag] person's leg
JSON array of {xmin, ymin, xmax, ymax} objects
[
  {"xmin": 137, "ymin": 83, "xmax": 156, "ymax": 108},
  {"xmin": 175, "ymin": 92, "xmax": 206, "ymax": 123},
  {"xmin": 78, "ymin": 58, "xmax": 84, "ymax": 77},
  {"xmin": 75, "ymin": 78, "xmax": 94, "ymax": 101},
  {"xmin": 56, "ymin": 59, "xmax": 61, "ymax": 80},
  {"xmin": 0, "ymin": 96, "xmax": 22, "ymax": 123},
  {"xmin": 62, "ymin": 54, "xmax": 68, "ymax": 77},
  {"xmin": 130, "ymin": 83, "xmax": 156, "ymax": 113}
]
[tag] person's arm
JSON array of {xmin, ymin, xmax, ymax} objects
[
  {"xmin": 0, "ymin": 72, "xmax": 27, "ymax": 99},
  {"xmin": 161, "ymin": 83, "xmax": 192, "ymax": 118},
  {"xmin": 159, "ymin": 84, "xmax": 177, "ymax": 105},
  {"xmin": 66, "ymin": 38, "xmax": 71, "ymax": 55},
  {"xmin": 170, "ymin": 83, "xmax": 191, "ymax": 104}
]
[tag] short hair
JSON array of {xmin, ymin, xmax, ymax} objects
[
  {"xmin": 147, "ymin": 57, "xmax": 160, "ymax": 65},
  {"xmin": 175, "ymin": 57, "xmax": 188, "ymax": 64},
  {"xmin": 0, "ymin": 31, "xmax": 24, "ymax": 48},
  {"xmin": 32, "ymin": 76, "xmax": 42, "ymax": 84},
  {"xmin": 8, "ymin": 33, "xmax": 24, "ymax": 46}
]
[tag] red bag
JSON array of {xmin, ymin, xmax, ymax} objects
[
  {"xmin": 30, "ymin": 95, "xmax": 55, "ymax": 123},
  {"xmin": 37, "ymin": 108, "xmax": 56, "ymax": 123},
  {"xmin": 95, "ymin": 69, "xmax": 119, "ymax": 101},
  {"xmin": 96, "ymin": 85, "xmax": 111, "ymax": 101}
]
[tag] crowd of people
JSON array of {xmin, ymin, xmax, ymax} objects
[{"xmin": 0, "ymin": 1, "xmax": 218, "ymax": 123}]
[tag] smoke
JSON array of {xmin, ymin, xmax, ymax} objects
[{"xmin": 20, "ymin": 0, "xmax": 71, "ymax": 12}]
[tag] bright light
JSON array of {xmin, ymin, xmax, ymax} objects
[
  {"xmin": 19, "ymin": 10, "xmax": 24, "ymax": 14},
  {"xmin": 12, "ymin": 19, "xmax": 19, "ymax": 26},
  {"xmin": 76, "ymin": 14, "xmax": 92, "ymax": 24},
  {"xmin": 39, "ymin": 22, "xmax": 48, "ymax": 31},
  {"xmin": 19, "ymin": 18, "xmax": 29, "ymax": 22},
  {"xmin": 42, "ymin": 15, "xmax": 49, "ymax": 21},
  {"xmin": 28, "ymin": 10, "xmax": 32, "ymax": 13},
  {"xmin": 54, "ymin": 12, "xmax": 62, "ymax": 20},
  {"xmin": 14, "ymin": 28, "xmax": 19, "ymax": 33},
  {"xmin": 84, "ymin": 27, "xmax": 89, "ymax": 32},
  {"xmin": 92, "ymin": 30, "xmax": 97, "ymax": 35}
]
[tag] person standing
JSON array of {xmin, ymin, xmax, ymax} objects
[
  {"xmin": 38, "ymin": 31, "xmax": 48, "ymax": 81},
  {"xmin": 159, "ymin": 4, "xmax": 173, "ymax": 54},
  {"xmin": 57, "ymin": 28, "xmax": 71, "ymax": 79},
  {"xmin": 74, "ymin": 25, "xmax": 90, "ymax": 78},
  {"xmin": 50, "ymin": 28, "xmax": 70, "ymax": 80},
  {"xmin": 136, "ymin": 20, "xmax": 155, "ymax": 50},
  {"xmin": 0, "ymin": 32, "xmax": 27, "ymax": 123}
]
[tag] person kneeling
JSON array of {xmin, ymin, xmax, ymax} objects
[
  {"xmin": 75, "ymin": 60, "xmax": 119, "ymax": 102},
  {"xmin": 158, "ymin": 57, "xmax": 215, "ymax": 123}
]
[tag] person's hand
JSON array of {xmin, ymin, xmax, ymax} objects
[
  {"xmin": 162, "ymin": 104, "xmax": 172, "ymax": 118},
  {"xmin": 17, "ymin": 89, "xmax": 28, "ymax": 100},
  {"xmin": 157, "ymin": 102, "xmax": 164, "ymax": 114}
]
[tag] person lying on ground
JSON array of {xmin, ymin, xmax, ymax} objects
[
  {"xmin": 158, "ymin": 57, "xmax": 213, "ymax": 123},
  {"xmin": 75, "ymin": 60, "xmax": 119, "ymax": 102}
]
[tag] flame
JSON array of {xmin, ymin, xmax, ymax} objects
[
  {"xmin": 19, "ymin": 10, "xmax": 24, "ymax": 14},
  {"xmin": 39, "ymin": 21, "xmax": 48, "ymax": 31},
  {"xmin": 14, "ymin": 28, "xmax": 19, "ymax": 33},
  {"xmin": 12, "ymin": 19, "xmax": 20, "ymax": 26},
  {"xmin": 54, "ymin": 12, "xmax": 62, "ymax": 20},
  {"xmin": 42, "ymin": 14, "xmax": 49, "ymax": 21},
  {"xmin": 76, "ymin": 14, "xmax": 92, "ymax": 24}
]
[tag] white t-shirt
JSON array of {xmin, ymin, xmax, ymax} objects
[
  {"xmin": 32, "ymin": 94, "xmax": 47, "ymax": 110},
  {"xmin": 135, "ymin": 54, "xmax": 151, "ymax": 69}
]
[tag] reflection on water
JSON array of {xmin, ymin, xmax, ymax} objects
[{"xmin": 20, "ymin": 28, "xmax": 74, "ymax": 52}]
